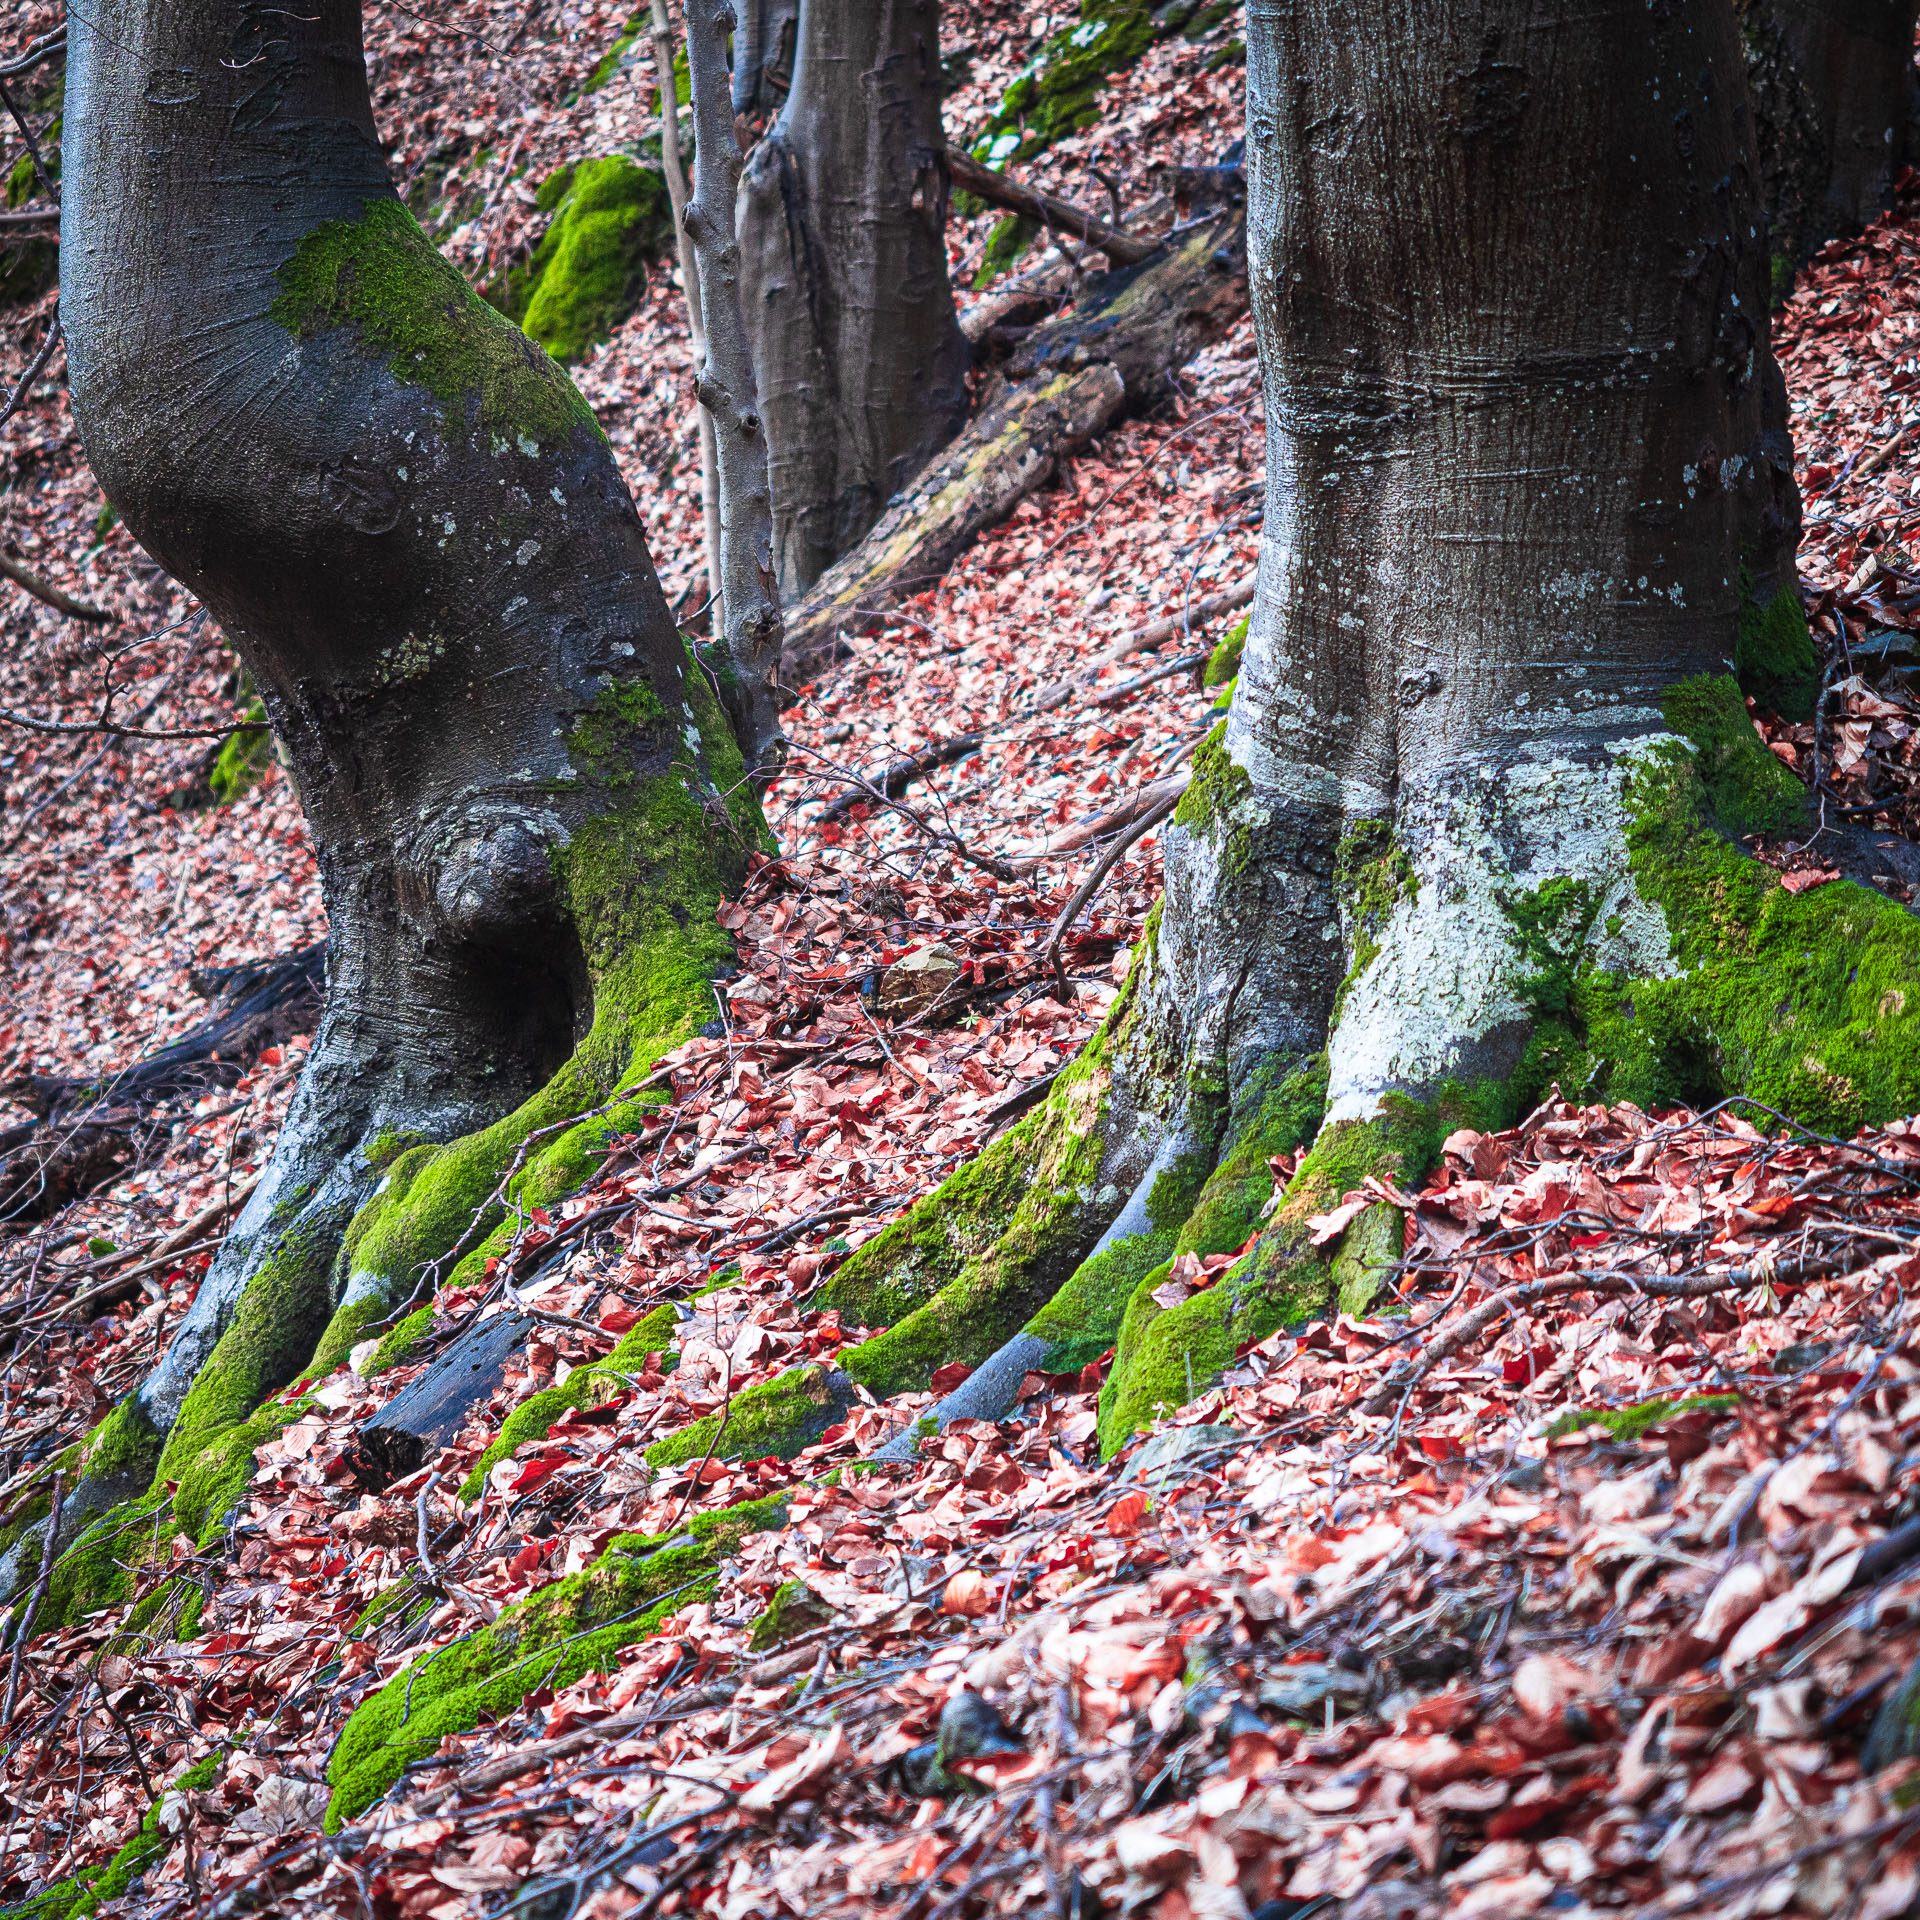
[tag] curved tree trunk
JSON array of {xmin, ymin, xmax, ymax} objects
[
  {"xmin": 10, "ymin": 0, "xmax": 758, "ymax": 1602},
  {"xmin": 647, "ymin": 0, "xmax": 1920, "ymax": 1474},
  {"xmin": 1741, "ymin": 0, "xmax": 1920, "ymax": 277},
  {"xmin": 737, "ymin": 0, "xmax": 970, "ymax": 599}
]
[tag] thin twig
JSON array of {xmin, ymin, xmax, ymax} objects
[
  {"xmin": 2, "ymin": 1471, "xmax": 61, "ymax": 1727},
  {"xmin": 0, "ymin": 312, "xmax": 60, "ymax": 430}
]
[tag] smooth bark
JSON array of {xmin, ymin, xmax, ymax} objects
[
  {"xmin": 25, "ymin": 0, "xmax": 754, "ymax": 1586},
  {"xmin": 1741, "ymin": 0, "xmax": 1920, "ymax": 269},
  {"xmin": 737, "ymin": 0, "xmax": 969, "ymax": 598},
  {"xmin": 684, "ymin": 0, "xmax": 786, "ymax": 768}
]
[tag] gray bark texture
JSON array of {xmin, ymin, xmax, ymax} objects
[
  {"xmin": 791, "ymin": 0, "xmax": 1833, "ymax": 1467},
  {"xmin": 26, "ymin": 0, "xmax": 754, "ymax": 1589},
  {"xmin": 684, "ymin": 0, "xmax": 786, "ymax": 768},
  {"xmin": 1739, "ymin": 0, "xmax": 1920, "ymax": 272},
  {"xmin": 737, "ymin": 0, "xmax": 970, "ymax": 599}
]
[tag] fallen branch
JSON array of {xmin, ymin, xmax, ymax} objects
[
  {"xmin": 1043, "ymin": 786, "xmax": 1179, "ymax": 992},
  {"xmin": 0, "ymin": 28, "xmax": 64, "ymax": 80},
  {"xmin": 0, "ymin": 551, "xmax": 108, "ymax": 624},
  {"xmin": 1014, "ymin": 771, "xmax": 1191, "ymax": 866},
  {"xmin": 945, "ymin": 148, "xmax": 1156, "ymax": 267},
  {"xmin": 817, "ymin": 730, "xmax": 983, "ymax": 823},
  {"xmin": 0, "ymin": 314, "xmax": 59, "ymax": 430},
  {"xmin": 1028, "ymin": 574, "xmax": 1255, "ymax": 710},
  {"xmin": 783, "ymin": 209, "xmax": 1246, "ymax": 675},
  {"xmin": 1358, "ymin": 1250, "xmax": 1845, "ymax": 1415}
]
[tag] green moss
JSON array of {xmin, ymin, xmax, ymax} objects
[
  {"xmin": 152, "ymin": 1198, "xmax": 342, "ymax": 1496},
  {"xmin": 973, "ymin": 214, "xmax": 1037, "ymax": 289},
  {"xmin": 1172, "ymin": 721, "xmax": 1254, "ymax": 853},
  {"xmin": 972, "ymin": 0, "xmax": 1164, "ymax": 166},
  {"xmin": 1735, "ymin": 570, "xmax": 1820, "ymax": 723},
  {"xmin": 271, "ymin": 194, "xmax": 602, "ymax": 446},
  {"xmin": 366, "ymin": 1306, "xmax": 436, "ymax": 1376},
  {"xmin": 89, "ymin": 502, "xmax": 118, "ymax": 548},
  {"xmin": 645, "ymin": 1361, "xmax": 850, "ymax": 1468},
  {"xmin": 170, "ymin": 1395, "xmax": 310, "ymax": 1545},
  {"xmin": 1202, "ymin": 613, "xmax": 1247, "ymax": 690},
  {"xmin": 209, "ymin": 702, "xmax": 272, "ymax": 806},
  {"xmin": 503, "ymin": 155, "xmax": 671, "ymax": 364},
  {"xmin": 1658, "ymin": 673, "xmax": 1806, "ymax": 838},
  {"xmin": 1503, "ymin": 876, "xmax": 1603, "ymax": 1020},
  {"xmin": 1332, "ymin": 819, "xmax": 1417, "ymax": 1025},
  {"xmin": 458, "ymin": 1304, "xmax": 678, "ymax": 1498},
  {"xmin": 1095, "ymin": 1076, "xmax": 1504, "ymax": 1455},
  {"xmin": 80, "ymin": 1400, "xmax": 165, "ymax": 1488},
  {"xmin": 325, "ymin": 1498, "xmax": 783, "ymax": 1824},
  {"xmin": 1546, "ymin": 1392, "xmax": 1738, "ymax": 1441},
  {"xmin": 746, "ymin": 1578, "xmax": 832, "ymax": 1651}
]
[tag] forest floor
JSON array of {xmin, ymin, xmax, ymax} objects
[{"xmin": 4, "ymin": 5, "xmax": 1920, "ymax": 1919}]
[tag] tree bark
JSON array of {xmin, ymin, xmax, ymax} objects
[
  {"xmin": 648, "ymin": 0, "xmax": 724, "ymax": 619},
  {"xmin": 737, "ymin": 0, "xmax": 970, "ymax": 599},
  {"xmin": 1740, "ymin": 0, "xmax": 1920, "ymax": 275},
  {"xmin": 683, "ymin": 0, "xmax": 786, "ymax": 769},
  {"xmin": 16, "ymin": 0, "xmax": 759, "ymax": 1600},
  {"xmin": 782, "ymin": 209, "xmax": 1246, "ymax": 675},
  {"xmin": 655, "ymin": 0, "xmax": 1920, "ymax": 1477}
]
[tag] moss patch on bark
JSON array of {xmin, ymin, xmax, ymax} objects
[{"xmin": 271, "ymin": 194, "xmax": 602, "ymax": 446}]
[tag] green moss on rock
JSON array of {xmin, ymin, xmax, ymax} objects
[
  {"xmin": 972, "ymin": 1, "xmax": 1164, "ymax": 166},
  {"xmin": 208, "ymin": 701, "xmax": 272, "ymax": 805},
  {"xmin": 505, "ymin": 155, "xmax": 671, "ymax": 364},
  {"xmin": 973, "ymin": 214, "xmax": 1037, "ymax": 289},
  {"xmin": 1202, "ymin": 613, "xmax": 1247, "ymax": 690}
]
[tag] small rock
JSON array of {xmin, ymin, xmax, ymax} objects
[
  {"xmin": 1121, "ymin": 1423, "xmax": 1247, "ymax": 1487},
  {"xmin": 875, "ymin": 942, "xmax": 962, "ymax": 1021}
]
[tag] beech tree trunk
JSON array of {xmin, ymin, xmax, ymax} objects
[
  {"xmin": 9, "ymin": 0, "xmax": 759, "ymax": 1600},
  {"xmin": 737, "ymin": 0, "xmax": 970, "ymax": 598},
  {"xmin": 1741, "ymin": 0, "xmax": 1920, "ymax": 273},
  {"xmin": 646, "ymin": 0, "xmax": 1920, "ymax": 1477}
]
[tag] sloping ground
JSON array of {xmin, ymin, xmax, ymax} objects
[{"xmin": 1, "ymin": 7, "xmax": 1920, "ymax": 1920}]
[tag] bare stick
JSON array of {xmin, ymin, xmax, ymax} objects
[
  {"xmin": 648, "ymin": 0, "xmax": 723, "ymax": 617},
  {"xmin": 415, "ymin": 1471, "xmax": 444, "ymax": 1593},
  {"xmin": 2, "ymin": 1471, "xmax": 61, "ymax": 1727},
  {"xmin": 681, "ymin": 0, "xmax": 786, "ymax": 773},
  {"xmin": 0, "ymin": 29, "xmax": 65, "ymax": 81},
  {"xmin": 1043, "ymin": 788, "xmax": 1179, "ymax": 993},
  {"xmin": 945, "ymin": 148, "xmax": 1156, "ymax": 267},
  {"xmin": 0, "ymin": 314, "xmax": 60, "ymax": 430},
  {"xmin": 0, "ymin": 551, "xmax": 109, "ymax": 624}
]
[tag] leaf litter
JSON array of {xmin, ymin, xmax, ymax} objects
[{"xmin": 2, "ymin": 5, "xmax": 1920, "ymax": 1920}]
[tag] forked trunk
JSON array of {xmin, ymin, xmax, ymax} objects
[
  {"xmin": 15, "ymin": 0, "xmax": 756, "ymax": 1597},
  {"xmin": 737, "ymin": 0, "xmax": 970, "ymax": 597}
]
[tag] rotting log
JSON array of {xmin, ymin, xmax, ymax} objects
[
  {"xmin": 781, "ymin": 207, "xmax": 1247, "ymax": 677},
  {"xmin": 356, "ymin": 1309, "xmax": 534, "ymax": 1483}
]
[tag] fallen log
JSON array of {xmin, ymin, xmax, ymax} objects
[
  {"xmin": 356, "ymin": 1309, "xmax": 536, "ymax": 1484},
  {"xmin": 0, "ymin": 944, "xmax": 324, "ymax": 1223},
  {"xmin": 782, "ymin": 206, "xmax": 1247, "ymax": 678}
]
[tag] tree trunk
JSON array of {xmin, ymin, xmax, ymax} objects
[
  {"xmin": 11, "ymin": 0, "xmax": 760, "ymax": 1604},
  {"xmin": 1740, "ymin": 0, "xmax": 1920, "ymax": 278},
  {"xmin": 737, "ymin": 0, "xmax": 970, "ymax": 599},
  {"xmin": 654, "ymin": 0, "xmax": 1920, "ymax": 1475}
]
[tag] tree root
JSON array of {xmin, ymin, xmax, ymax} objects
[{"xmin": 323, "ymin": 1494, "xmax": 787, "ymax": 1826}]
